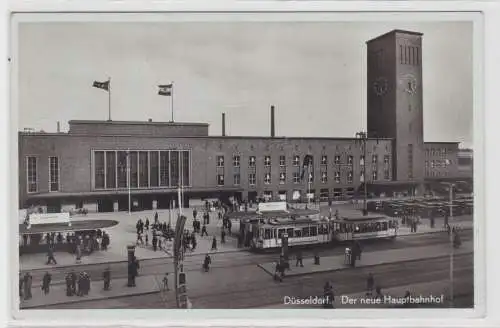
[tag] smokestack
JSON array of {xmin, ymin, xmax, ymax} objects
[
  {"xmin": 57, "ymin": 121, "xmax": 60, "ymax": 133},
  {"xmin": 222, "ymin": 113, "xmax": 226, "ymax": 136},
  {"xmin": 270, "ymin": 105, "xmax": 275, "ymax": 137}
]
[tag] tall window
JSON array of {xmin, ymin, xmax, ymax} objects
[
  {"xmin": 150, "ymin": 151, "xmax": 159, "ymax": 187},
  {"xmin": 321, "ymin": 155, "xmax": 327, "ymax": 165},
  {"xmin": 293, "ymin": 172, "xmax": 300, "ymax": 184},
  {"xmin": 181, "ymin": 151, "xmax": 190, "ymax": 186},
  {"xmin": 321, "ymin": 172, "xmax": 327, "ymax": 183},
  {"xmin": 279, "ymin": 155, "xmax": 286, "ymax": 167},
  {"xmin": 308, "ymin": 172, "xmax": 314, "ymax": 183},
  {"xmin": 372, "ymin": 171, "xmax": 378, "ymax": 181},
  {"xmin": 249, "ymin": 173, "xmax": 256, "ymax": 186},
  {"xmin": 26, "ymin": 156, "xmax": 38, "ymax": 193},
  {"xmin": 217, "ymin": 174, "xmax": 224, "ymax": 186},
  {"xmin": 234, "ymin": 174, "xmax": 240, "ymax": 186},
  {"xmin": 372, "ymin": 155, "xmax": 378, "ymax": 164},
  {"xmin": 384, "ymin": 169, "xmax": 390, "ymax": 180},
  {"xmin": 159, "ymin": 151, "xmax": 170, "ymax": 186},
  {"xmin": 264, "ymin": 173, "xmax": 271, "ymax": 184},
  {"xmin": 360, "ymin": 155, "xmax": 365, "ymax": 166},
  {"xmin": 217, "ymin": 156, "xmax": 225, "ymax": 168},
  {"xmin": 384, "ymin": 155, "xmax": 390, "ymax": 165},
  {"xmin": 347, "ymin": 171, "xmax": 353, "ymax": 184},
  {"xmin": 334, "ymin": 155, "xmax": 341, "ymax": 165},
  {"xmin": 334, "ymin": 171, "xmax": 341, "ymax": 183},
  {"xmin": 129, "ymin": 151, "xmax": 138, "ymax": 188},
  {"xmin": 279, "ymin": 172, "xmax": 286, "ymax": 184},
  {"xmin": 170, "ymin": 151, "xmax": 180, "ymax": 187},
  {"xmin": 49, "ymin": 156, "xmax": 60, "ymax": 192},
  {"xmin": 348, "ymin": 155, "xmax": 353, "ymax": 165},
  {"xmin": 117, "ymin": 151, "xmax": 128, "ymax": 188},
  {"xmin": 293, "ymin": 155, "xmax": 300, "ymax": 166},
  {"xmin": 264, "ymin": 156, "xmax": 271, "ymax": 167},
  {"xmin": 105, "ymin": 152, "xmax": 116, "ymax": 189},
  {"xmin": 94, "ymin": 151, "xmax": 105, "ymax": 189},
  {"xmin": 139, "ymin": 151, "xmax": 149, "ymax": 188},
  {"xmin": 249, "ymin": 156, "xmax": 256, "ymax": 167},
  {"xmin": 233, "ymin": 155, "xmax": 240, "ymax": 167}
]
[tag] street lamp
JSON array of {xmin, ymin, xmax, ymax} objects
[{"xmin": 355, "ymin": 132, "xmax": 368, "ymax": 216}]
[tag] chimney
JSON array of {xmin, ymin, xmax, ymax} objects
[
  {"xmin": 57, "ymin": 121, "xmax": 60, "ymax": 133},
  {"xmin": 222, "ymin": 113, "xmax": 226, "ymax": 136},
  {"xmin": 270, "ymin": 105, "xmax": 275, "ymax": 137}
]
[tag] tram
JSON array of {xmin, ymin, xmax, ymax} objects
[
  {"xmin": 332, "ymin": 215, "xmax": 398, "ymax": 241},
  {"xmin": 249, "ymin": 216, "xmax": 331, "ymax": 250}
]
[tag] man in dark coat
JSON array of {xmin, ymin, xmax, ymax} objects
[
  {"xmin": 65, "ymin": 272, "xmax": 73, "ymax": 296},
  {"xmin": 221, "ymin": 230, "xmax": 226, "ymax": 244},
  {"xmin": 201, "ymin": 225, "xmax": 208, "ymax": 237},
  {"xmin": 42, "ymin": 272, "xmax": 52, "ymax": 295},
  {"xmin": 203, "ymin": 254, "xmax": 211, "ymax": 272},
  {"xmin": 70, "ymin": 270, "xmax": 77, "ymax": 295},
  {"xmin": 295, "ymin": 251, "xmax": 304, "ymax": 267},
  {"xmin": 46, "ymin": 245, "xmax": 57, "ymax": 265},
  {"xmin": 103, "ymin": 267, "xmax": 111, "ymax": 291},
  {"xmin": 211, "ymin": 236, "xmax": 217, "ymax": 251},
  {"xmin": 23, "ymin": 273, "xmax": 32, "ymax": 300}
]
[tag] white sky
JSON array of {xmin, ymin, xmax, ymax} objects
[{"xmin": 17, "ymin": 21, "xmax": 473, "ymax": 147}]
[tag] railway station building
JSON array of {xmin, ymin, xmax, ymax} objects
[{"xmin": 18, "ymin": 29, "xmax": 465, "ymax": 213}]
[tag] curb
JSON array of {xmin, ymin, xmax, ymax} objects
[
  {"xmin": 20, "ymin": 289, "xmax": 160, "ymax": 309},
  {"xmin": 257, "ymin": 251, "xmax": 473, "ymax": 278}
]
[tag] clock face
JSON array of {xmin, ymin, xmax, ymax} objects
[
  {"xmin": 373, "ymin": 77, "xmax": 388, "ymax": 96},
  {"xmin": 399, "ymin": 74, "xmax": 418, "ymax": 95}
]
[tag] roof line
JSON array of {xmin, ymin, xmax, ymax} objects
[{"xmin": 366, "ymin": 29, "xmax": 423, "ymax": 44}]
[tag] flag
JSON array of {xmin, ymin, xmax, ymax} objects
[
  {"xmin": 93, "ymin": 80, "xmax": 110, "ymax": 91},
  {"xmin": 300, "ymin": 155, "xmax": 313, "ymax": 181},
  {"xmin": 158, "ymin": 84, "xmax": 173, "ymax": 96}
]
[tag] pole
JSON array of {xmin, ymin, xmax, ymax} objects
[
  {"xmin": 308, "ymin": 164, "xmax": 311, "ymax": 207},
  {"xmin": 363, "ymin": 135, "xmax": 367, "ymax": 215},
  {"xmin": 127, "ymin": 149, "xmax": 131, "ymax": 215},
  {"xmin": 449, "ymin": 183, "xmax": 454, "ymax": 307},
  {"xmin": 171, "ymin": 81, "xmax": 174, "ymax": 122},
  {"xmin": 108, "ymin": 77, "xmax": 111, "ymax": 121}
]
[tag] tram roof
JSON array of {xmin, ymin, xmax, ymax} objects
[
  {"xmin": 335, "ymin": 215, "xmax": 392, "ymax": 223},
  {"xmin": 19, "ymin": 219, "xmax": 118, "ymax": 235},
  {"xmin": 260, "ymin": 217, "xmax": 327, "ymax": 226},
  {"xmin": 227, "ymin": 208, "xmax": 319, "ymax": 220}
]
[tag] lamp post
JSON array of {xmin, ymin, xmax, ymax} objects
[
  {"xmin": 355, "ymin": 132, "xmax": 368, "ymax": 216},
  {"xmin": 441, "ymin": 181, "xmax": 456, "ymax": 307}
]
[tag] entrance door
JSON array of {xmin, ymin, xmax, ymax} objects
[{"xmin": 97, "ymin": 199, "xmax": 114, "ymax": 213}]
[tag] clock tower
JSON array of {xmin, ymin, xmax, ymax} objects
[{"xmin": 366, "ymin": 30, "xmax": 424, "ymax": 182}]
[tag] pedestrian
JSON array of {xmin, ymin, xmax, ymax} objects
[
  {"xmin": 211, "ymin": 236, "xmax": 217, "ymax": 251},
  {"xmin": 23, "ymin": 272, "xmax": 32, "ymax": 300},
  {"xmin": 192, "ymin": 236, "xmax": 197, "ymax": 251},
  {"xmin": 77, "ymin": 272, "xmax": 84, "ymax": 296},
  {"xmin": 274, "ymin": 262, "xmax": 282, "ymax": 282},
  {"xmin": 145, "ymin": 218, "xmax": 150, "ymax": 231},
  {"xmin": 193, "ymin": 209, "xmax": 197, "ymax": 220},
  {"xmin": 46, "ymin": 245, "xmax": 57, "ymax": 265},
  {"xmin": 375, "ymin": 286, "xmax": 383, "ymax": 300},
  {"xmin": 19, "ymin": 273, "xmax": 24, "ymax": 299},
  {"xmin": 201, "ymin": 225, "xmax": 208, "ymax": 237},
  {"xmin": 154, "ymin": 211, "xmax": 159, "ymax": 222},
  {"xmin": 136, "ymin": 232, "xmax": 144, "ymax": 246},
  {"xmin": 103, "ymin": 267, "xmax": 111, "ymax": 291},
  {"xmin": 145, "ymin": 233, "xmax": 149, "ymax": 246},
  {"xmin": 162, "ymin": 273, "xmax": 169, "ymax": 291},
  {"xmin": 158, "ymin": 236, "xmax": 162, "ymax": 250},
  {"xmin": 83, "ymin": 272, "xmax": 91, "ymax": 295},
  {"xmin": 227, "ymin": 220, "xmax": 232, "ymax": 235},
  {"xmin": 65, "ymin": 272, "xmax": 73, "ymax": 296},
  {"xmin": 203, "ymin": 254, "xmax": 212, "ymax": 272},
  {"xmin": 41, "ymin": 272, "xmax": 52, "ymax": 295},
  {"xmin": 221, "ymin": 229, "xmax": 226, "ymax": 244},
  {"xmin": 295, "ymin": 251, "xmax": 304, "ymax": 267},
  {"xmin": 70, "ymin": 270, "xmax": 77, "ymax": 295},
  {"xmin": 366, "ymin": 273, "xmax": 374, "ymax": 296}
]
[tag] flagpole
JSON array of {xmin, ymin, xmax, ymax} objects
[
  {"xmin": 171, "ymin": 81, "xmax": 174, "ymax": 122},
  {"xmin": 108, "ymin": 77, "xmax": 111, "ymax": 121}
]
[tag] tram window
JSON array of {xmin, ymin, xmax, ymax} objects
[
  {"xmin": 310, "ymin": 226, "xmax": 318, "ymax": 236},
  {"xmin": 287, "ymin": 228, "xmax": 294, "ymax": 236},
  {"xmin": 382, "ymin": 222, "xmax": 388, "ymax": 230},
  {"xmin": 354, "ymin": 224, "xmax": 360, "ymax": 233},
  {"xmin": 278, "ymin": 229, "xmax": 285, "ymax": 238},
  {"xmin": 302, "ymin": 227, "xmax": 310, "ymax": 237},
  {"xmin": 272, "ymin": 229, "xmax": 277, "ymax": 238},
  {"xmin": 255, "ymin": 229, "xmax": 260, "ymax": 238},
  {"xmin": 294, "ymin": 229, "xmax": 302, "ymax": 238},
  {"xmin": 264, "ymin": 229, "xmax": 271, "ymax": 239}
]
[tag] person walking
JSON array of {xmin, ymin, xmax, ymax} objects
[
  {"xmin": 201, "ymin": 225, "xmax": 208, "ymax": 237},
  {"xmin": 103, "ymin": 267, "xmax": 111, "ymax": 291},
  {"xmin": 203, "ymin": 254, "xmax": 211, "ymax": 272},
  {"xmin": 366, "ymin": 273, "xmax": 375, "ymax": 296},
  {"xmin": 211, "ymin": 236, "xmax": 217, "ymax": 251},
  {"xmin": 162, "ymin": 273, "xmax": 170, "ymax": 291},
  {"xmin": 221, "ymin": 229, "xmax": 226, "ymax": 244},
  {"xmin": 23, "ymin": 272, "xmax": 32, "ymax": 300},
  {"xmin": 41, "ymin": 272, "xmax": 52, "ymax": 295},
  {"xmin": 295, "ymin": 251, "xmax": 304, "ymax": 267}
]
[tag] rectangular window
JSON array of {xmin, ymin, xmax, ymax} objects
[
  {"xmin": 279, "ymin": 155, "xmax": 286, "ymax": 167},
  {"xmin": 321, "ymin": 171, "xmax": 327, "ymax": 183},
  {"xmin": 234, "ymin": 174, "xmax": 240, "ymax": 186},
  {"xmin": 170, "ymin": 151, "xmax": 179, "ymax": 187},
  {"xmin": 182, "ymin": 151, "xmax": 190, "ymax": 186},
  {"xmin": 279, "ymin": 172, "xmax": 286, "ymax": 184},
  {"xmin": 293, "ymin": 155, "xmax": 300, "ymax": 166},
  {"xmin": 347, "ymin": 171, "xmax": 353, "ymax": 184},
  {"xmin": 334, "ymin": 155, "xmax": 341, "ymax": 165},
  {"xmin": 117, "ymin": 151, "xmax": 128, "ymax": 188},
  {"xmin": 217, "ymin": 155, "xmax": 225, "ymax": 168},
  {"xmin": 372, "ymin": 171, "xmax": 378, "ymax": 181},
  {"xmin": 264, "ymin": 173, "xmax": 271, "ymax": 184},
  {"xmin": 333, "ymin": 188, "xmax": 342, "ymax": 199},
  {"xmin": 293, "ymin": 172, "xmax": 300, "ymax": 184},
  {"xmin": 27, "ymin": 156, "xmax": 38, "ymax": 193},
  {"xmin": 249, "ymin": 156, "xmax": 256, "ymax": 167},
  {"xmin": 94, "ymin": 151, "xmax": 105, "ymax": 189},
  {"xmin": 334, "ymin": 171, "xmax": 341, "ymax": 183},
  {"xmin": 384, "ymin": 155, "xmax": 390, "ymax": 165},
  {"xmin": 233, "ymin": 155, "xmax": 240, "ymax": 168},
  {"xmin": 372, "ymin": 155, "xmax": 378, "ymax": 164},
  {"xmin": 320, "ymin": 189, "xmax": 329, "ymax": 201},
  {"xmin": 384, "ymin": 169, "xmax": 390, "ymax": 180},
  {"xmin": 105, "ymin": 152, "xmax": 116, "ymax": 189},
  {"xmin": 321, "ymin": 155, "xmax": 327, "ymax": 165},
  {"xmin": 150, "ymin": 151, "xmax": 159, "ymax": 187},
  {"xmin": 360, "ymin": 155, "xmax": 365, "ymax": 166},
  {"xmin": 308, "ymin": 171, "xmax": 314, "ymax": 183},
  {"xmin": 128, "ymin": 151, "xmax": 138, "ymax": 188},
  {"xmin": 49, "ymin": 156, "xmax": 59, "ymax": 192},
  {"xmin": 264, "ymin": 156, "xmax": 271, "ymax": 167},
  {"xmin": 217, "ymin": 174, "xmax": 225, "ymax": 186},
  {"xmin": 416, "ymin": 47, "xmax": 419, "ymax": 65},
  {"xmin": 249, "ymin": 173, "xmax": 256, "ymax": 186},
  {"xmin": 400, "ymin": 45, "xmax": 403, "ymax": 64},
  {"xmin": 138, "ymin": 151, "xmax": 149, "ymax": 188},
  {"xmin": 348, "ymin": 155, "xmax": 353, "ymax": 165},
  {"xmin": 360, "ymin": 170, "xmax": 365, "ymax": 183},
  {"xmin": 159, "ymin": 151, "xmax": 170, "ymax": 187}
]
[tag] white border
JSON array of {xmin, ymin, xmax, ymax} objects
[{"xmin": 3, "ymin": 1, "xmax": 498, "ymax": 327}]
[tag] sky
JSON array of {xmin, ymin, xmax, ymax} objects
[{"xmin": 16, "ymin": 21, "xmax": 473, "ymax": 147}]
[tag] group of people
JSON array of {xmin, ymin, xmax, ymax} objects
[
  {"xmin": 135, "ymin": 213, "xmax": 176, "ymax": 252},
  {"xmin": 65, "ymin": 271, "xmax": 92, "ymax": 296}
]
